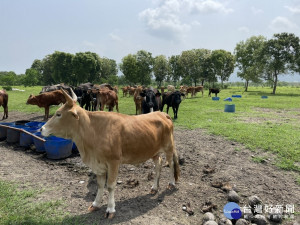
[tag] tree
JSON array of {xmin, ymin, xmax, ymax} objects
[
  {"xmin": 179, "ymin": 49, "xmax": 211, "ymax": 86},
  {"xmin": 210, "ymin": 50, "xmax": 235, "ymax": 87},
  {"xmin": 23, "ymin": 68, "xmax": 40, "ymax": 86},
  {"xmin": 263, "ymin": 32, "xmax": 300, "ymax": 94},
  {"xmin": 168, "ymin": 55, "xmax": 182, "ymax": 86},
  {"xmin": 119, "ymin": 54, "xmax": 138, "ymax": 85},
  {"xmin": 0, "ymin": 71, "xmax": 17, "ymax": 86},
  {"xmin": 153, "ymin": 55, "xmax": 169, "ymax": 87},
  {"xmin": 51, "ymin": 51, "xmax": 74, "ymax": 85},
  {"xmin": 136, "ymin": 50, "xmax": 153, "ymax": 86},
  {"xmin": 99, "ymin": 57, "xmax": 118, "ymax": 84},
  {"xmin": 234, "ymin": 36, "xmax": 266, "ymax": 91},
  {"xmin": 40, "ymin": 55, "xmax": 55, "ymax": 85}
]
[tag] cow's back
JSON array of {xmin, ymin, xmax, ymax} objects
[{"xmin": 39, "ymin": 90, "xmax": 66, "ymax": 107}]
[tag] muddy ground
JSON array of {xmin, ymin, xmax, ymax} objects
[{"xmin": 0, "ymin": 111, "xmax": 299, "ymax": 225}]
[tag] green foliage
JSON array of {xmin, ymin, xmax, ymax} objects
[
  {"xmin": 0, "ymin": 71, "xmax": 17, "ymax": 86},
  {"xmin": 23, "ymin": 68, "xmax": 41, "ymax": 87},
  {"xmin": 2, "ymin": 86, "xmax": 12, "ymax": 91},
  {"xmin": 153, "ymin": 55, "xmax": 169, "ymax": 87}
]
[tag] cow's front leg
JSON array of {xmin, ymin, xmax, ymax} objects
[
  {"xmin": 44, "ymin": 107, "xmax": 49, "ymax": 120},
  {"xmin": 88, "ymin": 173, "xmax": 106, "ymax": 212},
  {"xmin": 105, "ymin": 163, "xmax": 119, "ymax": 219}
]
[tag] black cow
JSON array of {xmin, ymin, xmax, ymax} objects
[
  {"xmin": 208, "ymin": 88, "xmax": 220, "ymax": 97},
  {"xmin": 140, "ymin": 89, "xmax": 161, "ymax": 114},
  {"xmin": 40, "ymin": 84, "xmax": 73, "ymax": 97},
  {"xmin": 80, "ymin": 89, "xmax": 94, "ymax": 111},
  {"xmin": 161, "ymin": 91, "xmax": 185, "ymax": 119}
]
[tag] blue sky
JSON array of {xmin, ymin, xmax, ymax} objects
[{"xmin": 1, "ymin": 0, "xmax": 300, "ymax": 81}]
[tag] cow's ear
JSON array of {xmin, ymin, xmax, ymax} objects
[
  {"xmin": 69, "ymin": 108, "xmax": 79, "ymax": 120},
  {"xmin": 140, "ymin": 92, "xmax": 146, "ymax": 97}
]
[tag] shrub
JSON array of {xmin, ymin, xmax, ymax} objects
[{"xmin": 2, "ymin": 86, "xmax": 12, "ymax": 91}]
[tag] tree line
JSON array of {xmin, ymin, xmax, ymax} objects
[{"xmin": 0, "ymin": 32, "xmax": 299, "ymax": 94}]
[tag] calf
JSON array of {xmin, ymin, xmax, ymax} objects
[
  {"xmin": 133, "ymin": 87, "xmax": 143, "ymax": 115},
  {"xmin": 0, "ymin": 90, "xmax": 8, "ymax": 120},
  {"xmin": 161, "ymin": 91, "xmax": 185, "ymax": 119},
  {"xmin": 40, "ymin": 89, "xmax": 180, "ymax": 218},
  {"xmin": 194, "ymin": 86, "xmax": 204, "ymax": 97},
  {"xmin": 96, "ymin": 90, "xmax": 119, "ymax": 112},
  {"xmin": 26, "ymin": 89, "xmax": 76, "ymax": 120},
  {"xmin": 208, "ymin": 88, "xmax": 220, "ymax": 97}
]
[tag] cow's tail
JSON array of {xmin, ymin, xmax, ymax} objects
[{"xmin": 173, "ymin": 149, "xmax": 180, "ymax": 183}]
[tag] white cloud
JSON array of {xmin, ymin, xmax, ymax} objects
[
  {"xmin": 109, "ymin": 33, "xmax": 122, "ymax": 42},
  {"xmin": 285, "ymin": 5, "xmax": 300, "ymax": 14},
  {"xmin": 269, "ymin": 16, "xmax": 298, "ymax": 31},
  {"xmin": 238, "ymin": 26, "xmax": 250, "ymax": 33},
  {"xmin": 139, "ymin": 0, "xmax": 232, "ymax": 40},
  {"xmin": 251, "ymin": 6, "xmax": 263, "ymax": 15},
  {"xmin": 82, "ymin": 40, "xmax": 95, "ymax": 47},
  {"xmin": 189, "ymin": 0, "xmax": 234, "ymax": 14}
]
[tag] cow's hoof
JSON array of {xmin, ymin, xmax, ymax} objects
[
  {"xmin": 167, "ymin": 183, "xmax": 176, "ymax": 190},
  {"xmin": 88, "ymin": 205, "xmax": 100, "ymax": 212},
  {"xmin": 150, "ymin": 189, "xmax": 158, "ymax": 195},
  {"xmin": 105, "ymin": 212, "xmax": 115, "ymax": 219}
]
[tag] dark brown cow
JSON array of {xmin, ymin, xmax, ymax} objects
[
  {"xmin": 0, "ymin": 90, "xmax": 8, "ymax": 120},
  {"xmin": 133, "ymin": 87, "xmax": 143, "ymax": 115},
  {"xmin": 194, "ymin": 86, "xmax": 204, "ymax": 97},
  {"xmin": 96, "ymin": 90, "xmax": 119, "ymax": 112},
  {"xmin": 40, "ymin": 89, "xmax": 179, "ymax": 218},
  {"xmin": 26, "ymin": 89, "xmax": 77, "ymax": 120},
  {"xmin": 208, "ymin": 88, "xmax": 220, "ymax": 97}
]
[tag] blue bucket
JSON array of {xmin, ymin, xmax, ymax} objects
[
  {"xmin": 20, "ymin": 127, "xmax": 40, "ymax": 147},
  {"xmin": 0, "ymin": 122, "xmax": 15, "ymax": 139},
  {"xmin": 33, "ymin": 132, "xmax": 46, "ymax": 152},
  {"xmin": 26, "ymin": 121, "xmax": 46, "ymax": 128},
  {"xmin": 224, "ymin": 97, "xmax": 232, "ymax": 102},
  {"xmin": 212, "ymin": 97, "xmax": 220, "ymax": 101},
  {"xmin": 7, "ymin": 125, "xmax": 26, "ymax": 143},
  {"xmin": 261, "ymin": 96, "xmax": 268, "ymax": 99},
  {"xmin": 224, "ymin": 104, "xmax": 235, "ymax": 113},
  {"xmin": 44, "ymin": 136, "xmax": 73, "ymax": 159},
  {"xmin": 232, "ymin": 95, "xmax": 242, "ymax": 98}
]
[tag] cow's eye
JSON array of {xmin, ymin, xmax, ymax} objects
[{"xmin": 56, "ymin": 112, "xmax": 61, "ymax": 117}]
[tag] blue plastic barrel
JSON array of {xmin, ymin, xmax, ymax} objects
[
  {"xmin": 212, "ymin": 97, "xmax": 220, "ymax": 101},
  {"xmin": 25, "ymin": 121, "xmax": 46, "ymax": 128},
  {"xmin": 224, "ymin": 104, "xmax": 235, "ymax": 113},
  {"xmin": 44, "ymin": 136, "xmax": 73, "ymax": 159},
  {"xmin": 33, "ymin": 132, "xmax": 46, "ymax": 152},
  {"xmin": 7, "ymin": 125, "xmax": 26, "ymax": 143},
  {"xmin": 20, "ymin": 127, "xmax": 40, "ymax": 147},
  {"xmin": 0, "ymin": 122, "xmax": 15, "ymax": 139},
  {"xmin": 224, "ymin": 97, "xmax": 232, "ymax": 102},
  {"xmin": 261, "ymin": 96, "xmax": 268, "ymax": 99},
  {"xmin": 232, "ymin": 95, "xmax": 242, "ymax": 98}
]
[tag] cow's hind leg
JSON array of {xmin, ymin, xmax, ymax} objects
[
  {"xmin": 151, "ymin": 154, "xmax": 162, "ymax": 195},
  {"xmin": 88, "ymin": 173, "xmax": 106, "ymax": 212},
  {"xmin": 105, "ymin": 162, "xmax": 120, "ymax": 219},
  {"xmin": 165, "ymin": 143, "xmax": 180, "ymax": 190}
]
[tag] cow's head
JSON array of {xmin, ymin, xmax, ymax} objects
[
  {"xmin": 26, "ymin": 94, "xmax": 38, "ymax": 105},
  {"xmin": 41, "ymin": 89, "xmax": 79, "ymax": 139},
  {"xmin": 140, "ymin": 90, "xmax": 157, "ymax": 112},
  {"xmin": 173, "ymin": 91, "xmax": 184, "ymax": 105}
]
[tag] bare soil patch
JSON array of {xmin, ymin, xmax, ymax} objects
[{"xmin": 0, "ymin": 111, "xmax": 299, "ymax": 225}]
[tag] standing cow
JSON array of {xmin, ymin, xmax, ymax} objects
[
  {"xmin": 140, "ymin": 89, "xmax": 161, "ymax": 114},
  {"xmin": 40, "ymin": 89, "xmax": 180, "ymax": 218},
  {"xmin": 161, "ymin": 91, "xmax": 185, "ymax": 119},
  {"xmin": 0, "ymin": 90, "xmax": 8, "ymax": 120},
  {"xmin": 208, "ymin": 88, "xmax": 220, "ymax": 97},
  {"xmin": 26, "ymin": 89, "xmax": 77, "ymax": 120}
]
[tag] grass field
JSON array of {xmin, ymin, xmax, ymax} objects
[
  {"xmin": 2, "ymin": 85, "xmax": 299, "ymax": 171},
  {"xmin": 0, "ymin": 85, "xmax": 300, "ymax": 224}
]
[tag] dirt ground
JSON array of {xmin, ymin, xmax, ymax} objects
[{"xmin": 0, "ymin": 111, "xmax": 299, "ymax": 225}]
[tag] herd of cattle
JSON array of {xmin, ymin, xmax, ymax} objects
[{"xmin": 0, "ymin": 83, "xmax": 220, "ymax": 121}]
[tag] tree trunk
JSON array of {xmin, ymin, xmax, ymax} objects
[
  {"xmin": 194, "ymin": 80, "xmax": 197, "ymax": 87},
  {"xmin": 245, "ymin": 80, "xmax": 249, "ymax": 92},
  {"xmin": 201, "ymin": 80, "xmax": 204, "ymax": 86},
  {"xmin": 272, "ymin": 74, "xmax": 278, "ymax": 94}
]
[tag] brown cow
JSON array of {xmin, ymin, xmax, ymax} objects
[
  {"xmin": 0, "ymin": 90, "xmax": 8, "ymax": 120},
  {"xmin": 133, "ymin": 87, "xmax": 143, "ymax": 115},
  {"xmin": 194, "ymin": 86, "xmax": 204, "ymax": 97},
  {"xmin": 95, "ymin": 90, "xmax": 119, "ymax": 112},
  {"xmin": 26, "ymin": 89, "xmax": 77, "ymax": 120},
  {"xmin": 186, "ymin": 87, "xmax": 195, "ymax": 98},
  {"xmin": 40, "ymin": 89, "xmax": 180, "ymax": 219}
]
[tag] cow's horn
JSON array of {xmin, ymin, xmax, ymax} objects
[
  {"xmin": 70, "ymin": 88, "xmax": 78, "ymax": 102},
  {"xmin": 61, "ymin": 89, "xmax": 74, "ymax": 106}
]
